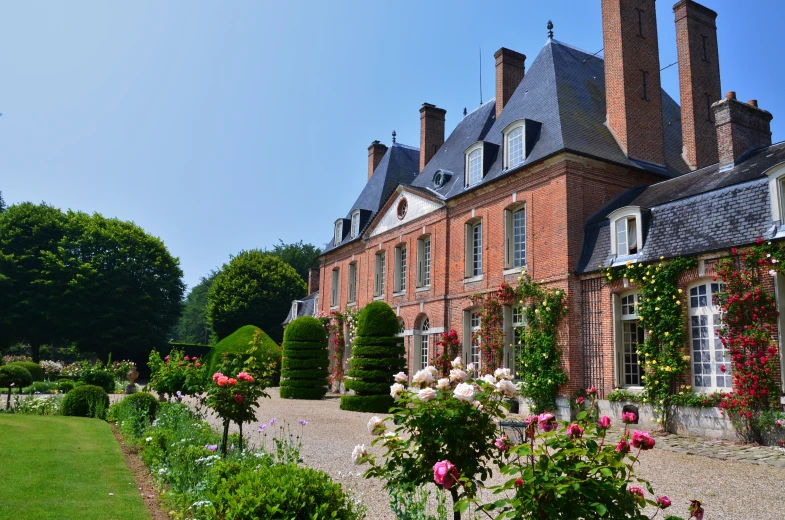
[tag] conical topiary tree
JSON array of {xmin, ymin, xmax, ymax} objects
[
  {"xmin": 340, "ymin": 301, "xmax": 405, "ymax": 412},
  {"xmin": 280, "ymin": 316, "xmax": 329, "ymax": 399}
]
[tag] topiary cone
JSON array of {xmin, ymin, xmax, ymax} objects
[{"xmin": 280, "ymin": 316, "xmax": 329, "ymax": 399}]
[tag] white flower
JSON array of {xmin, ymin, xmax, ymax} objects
[
  {"xmin": 495, "ymin": 379, "xmax": 517, "ymax": 398},
  {"xmin": 482, "ymin": 373, "xmax": 496, "ymax": 385},
  {"xmin": 494, "ymin": 368, "xmax": 512, "ymax": 381},
  {"xmin": 449, "ymin": 369, "xmax": 468, "ymax": 383},
  {"xmin": 145, "ymin": 437, "xmax": 153, "ymax": 442},
  {"xmin": 367, "ymin": 416, "xmax": 385, "ymax": 435},
  {"xmin": 436, "ymin": 378, "xmax": 450, "ymax": 390},
  {"xmin": 472, "ymin": 400, "xmax": 483, "ymax": 410},
  {"xmin": 352, "ymin": 444, "xmax": 367, "ymax": 465},
  {"xmin": 417, "ymin": 388, "xmax": 437, "ymax": 402},
  {"xmin": 466, "ymin": 362, "xmax": 476, "ymax": 373},
  {"xmin": 424, "ymin": 365, "xmax": 439, "ymax": 378},
  {"xmin": 412, "ymin": 369, "xmax": 435, "ymax": 386},
  {"xmin": 390, "ymin": 383, "xmax": 405, "ymax": 400},
  {"xmin": 453, "ymin": 382, "xmax": 475, "ymax": 402},
  {"xmin": 394, "ymin": 371, "xmax": 407, "ymax": 383},
  {"xmin": 769, "ymin": 269, "xmax": 777, "ymax": 277},
  {"xmin": 451, "ymin": 357, "xmax": 463, "ymax": 369}
]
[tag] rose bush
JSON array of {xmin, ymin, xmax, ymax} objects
[{"xmin": 148, "ymin": 348, "xmax": 207, "ymax": 400}]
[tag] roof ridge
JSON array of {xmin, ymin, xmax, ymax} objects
[
  {"xmin": 392, "ymin": 142, "xmax": 419, "ymax": 151},
  {"xmin": 550, "ymin": 38, "xmax": 604, "ymax": 60}
]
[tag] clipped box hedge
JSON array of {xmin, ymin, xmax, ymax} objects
[
  {"xmin": 280, "ymin": 316, "xmax": 328, "ymax": 400},
  {"xmin": 7, "ymin": 362, "xmax": 44, "ymax": 382}
]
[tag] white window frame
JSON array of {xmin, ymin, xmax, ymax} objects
[
  {"xmin": 347, "ymin": 262, "xmax": 357, "ymax": 304},
  {"xmin": 469, "ymin": 311, "xmax": 482, "ymax": 369},
  {"xmin": 503, "ymin": 120, "xmax": 526, "ymax": 170},
  {"xmin": 504, "ymin": 205, "xmax": 526, "ymax": 270},
  {"xmin": 330, "ymin": 269, "xmax": 340, "ymax": 308},
  {"xmin": 607, "ymin": 207, "xmax": 643, "ymax": 258},
  {"xmin": 312, "ymin": 295, "xmax": 319, "ymax": 315},
  {"xmin": 765, "ymin": 163, "xmax": 785, "ymax": 225},
  {"xmin": 417, "ymin": 317, "xmax": 430, "ymax": 370},
  {"xmin": 394, "ymin": 244, "xmax": 407, "ymax": 294},
  {"xmin": 291, "ymin": 301, "xmax": 299, "ymax": 321},
  {"xmin": 465, "ymin": 221, "xmax": 483, "ymax": 278},
  {"xmin": 775, "ymin": 273, "xmax": 785, "ymax": 391},
  {"xmin": 503, "ymin": 305, "xmax": 526, "ymax": 378},
  {"xmin": 416, "ymin": 236, "xmax": 431, "ymax": 288},
  {"xmin": 688, "ymin": 281, "xmax": 731, "ymax": 392},
  {"xmin": 613, "ymin": 291, "xmax": 644, "ymax": 389},
  {"xmin": 465, "ymin": 143, "xmax": 484, "ymax": 187},
  {"xmin": 334, "ymin": 220, "xmax": 343, "ymax": 246},
  {"xmin": 374, "ymin": 251, "xmax": 386, "ymax": 297},
  {"xmin": 351, "ymin": 210, "xmax": 361, "ymax": 238}
]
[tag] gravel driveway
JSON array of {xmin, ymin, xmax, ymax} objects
[{"xmin": 188, "ymin": 388, "xmax": 785, "ymax": 520}]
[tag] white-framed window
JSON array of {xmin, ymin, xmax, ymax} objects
[
  {"xmin": 334, "ymin": 220, "xmax": 343, "ymax": 246},
  {"xmin": 417, "ymin": 236, "xmax": 431, "ymax": 288},
  {"xmin": 615, "ymin": 292, "xmax": 643, "ymax": 387},
  {"xmin": 313, "ymin": 295, "xmax": 319, "ymax": 315},
  {"xmin": 394, "ymin": 244, "xmax": 407, "ymax": 293},
  {"xmin": 465, "ymin": 221, "xmax": 483, "ymax": 277},
  {"xmin": 330, "ymin": 269, "xmax": 340, "ymax": 308},
  {"xmin": 374, "ymin": 251, "xmax": 386, "ymax": 297},
  {"xmin": 470, "ymin": 311, "xmax": 481, "ymax": 369},
  {"xmin": 351, "ymin": 211, "xmax": 360, "ymax": 238},
  {"xmin": 504, "ymin": 206, "xmax": 526, "ymax": 269},
  {"xmin": 765, "ymin": 164, "xmax": 785, "ymax": 224},
  {"xmin": 418, "ymin": 317, "xmax": 430, "ymax": 370},
  {"xmin": 503, "ymin": 121, "xmax": 525, "ymax": 169},
  {"xmin": 465, "ymin": 143, "xmax": 483, "ymax": 187},
  {"xmin": 504, "ymin": 305, "xmax": 526, "ymax": 378},
  {"xmin": 689, "ymin": 281, "xmax": 731, "ymax": 391},
  {"xmin": 347, "ymin": 263, "xmax": 357, "ymax": 304},
  {"xmin": 291, "ymin": 301, "xmax": 299, "ymax": 321},
  {"xmin": 607, "ymin": 207, "xmax": 644, "ymax": 258}
]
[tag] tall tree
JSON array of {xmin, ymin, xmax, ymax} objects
[
  {"xmin": 264, "ymin": 240, "xmax": 321, "ymax": 283},
  {"xmin": 173, "ymin": 271, "xmax": 217, "ymax": 344},
  {"xmin": 207, "ymin": 250, "xmax": 306, "ymax": 344},
  {"xmin": 0, "ymin": 192, "xmax": 6, "ymax": 213}
]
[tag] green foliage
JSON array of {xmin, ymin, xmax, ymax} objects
[
  {"xmin": 353, "ymin": 335, "xmax": 400, "ymax": 346},
  {"xmin": 280, "ymin": 317, "xmax": 328, "ymax": 400},
  {"xmin": 607, "ymin": 388, "xmax": 726, "ymax": 408},
  {"xmin": 207, "ymin": 325, "xmax": 281, "ymax": 379},
  {"xmin": 81, "ymin": 370, "xmax": 116, "ymax": 393},
  {"xmin": 343, "ymin": 380, "xmax": 390, "ymax": 394},
  {"xmin": 122, "ymin": 392, "xmax": 159, "ymax": 420},
  {"xmin": 356, "ymin": 301, "xmax": 399, "ymax": 337},
  {"xmin": 208, "ymin": 250, "xmax": 306, "ymax": 344},
  {"xmin": 352, "ymin": 345, "xmax": 405, "ymax": 357},
  {"xmin": 21, "ymin": 381, "xmax": 57, "ymax": 394},
  {"xmin": 279, "ymin": 386, "xmax": 330, "ymax": 400},
  {"xmin": 173, "ymin": 271, "xmax": 216, "ymax": 345},
  {"xmin": 349, "ymin": 357, "xmax": 406, "ymax": 370},
  {"xmin": 282, "ymin": 357, "xmax": 326, "ymax": 370},
  {"xmin": 0, "ymin": 191, "xmax": 5, "ymax": 213},
  {"xmin": 346, "ymin": 368, "xmax": 392, "ymax": 381},
  {"xmin": 7, "ymin": 361, "xmax": 44, "ymax": 382},
  {"xmin": 11, "ymin": 395, "xmax": 63, "ymax": 415},
  {"xmin": 339, "ymin": 394, "xmax": 394, "ymax": 413},
  {"xmin": 284, "ymin": 315, "xmax": 327, "ymax": 342},
  {"xmin": 148, "ymin": 348, "xmax": 207, "ymax": 398},
  {"xmin": 57, "ymin": 380, "xmax": 75, "ymax": 394},
  {"xmin": 280, "ymin": 368, "xmax": 328, "ymax": 381},
  {"xmin": 108, "ymin": 393, "xmax": 159, "ymax": 438},
  {"xmin": 263, "ymin": 239, "xmax": 322, "ymax": 284},
  {"xmin": 0, "ymin": 364, "xmax": 33, "ymax": 408},
  {"xmin": 62, "ymin": 384, "xmax": 110, "ymax": 419}
]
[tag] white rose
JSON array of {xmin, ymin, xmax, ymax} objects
[
  {"xmin": 453, "ymin": 382, "xmax": 475, "ymax": 402},
  {"xmin": 417, "ymin": 388, "xmax": 437, "ymax": 402},
  {"xmin": 352, "ymin": 444, "xmax": 367, "ymax": 465},
  {"xmin": 494, "ymin": 368, "xmax": 512, "ymax": 381},
  {"xmin": 424, "ymin": 365, "xmax": 439, "ymax": 378},
  {"xmin": 451, "ymin": 357, "xmax": 463, "ymax": 369},
  {"xmin": 394, "ymin": 371, "xmax": 407, "ymax": 383},
  {"xmin": 390, "ymin": 383, "xmax": 405, "ymax": 400},
  {"xmin": 482, "ymin": 374, "xmax": 497, "ymax": 384},
  {"xmin": 495, "ymin": 379, "xmax": 517, "ymax": 398},
  {"xmin": 466, "ymin": 362, "xmax": 476, "ymax": 373},
  {"xmin": 412, "ymin": 369, "xmax": 435, "ymax": 386},
  {"xmin": 436, "ymin": 378, "xmax": 450, "ymax": 390},
  {"xmin": 449, "ymin": 369, "xmax": 468, "ymax": 383},
  {"xmin": 367, "ymin": 416, "xmax": 384, "ymax": 435}
]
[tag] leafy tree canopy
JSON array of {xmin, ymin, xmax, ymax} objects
[
  {"xmin": 172, "ymin": 271, "xmax": 217, "ymax": 345},
  {"xmin": 207, "ymin": 250, "xmax": 306, "ymax": 344},
  {"xmin": 0, "ymin": 191, "xmax": 6, "ymax": 213},
  {"xmin": 263, "ymin": 240, "xmax": 321, "ymax": 283}
]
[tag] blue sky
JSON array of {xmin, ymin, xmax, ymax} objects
[{"xmin": 2, "ymin": 1, "xmax": 784, "ymax": 291}]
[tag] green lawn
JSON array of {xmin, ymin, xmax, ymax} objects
[{"xmin": 0, "ymin": 414, "xmax": 150, "ymax": 520}]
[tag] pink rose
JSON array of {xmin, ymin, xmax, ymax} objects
[
  {"xmin": 164, "ymin": 356, "xmax": 170, "ymax": 362},
  {"xmin": 228, "ymin": 378, "xmax": 237, "ymax": 386},
  {"xmin": 566, "ymin": 423, "xmax": 584, "ymax": 439},
  {"xmin": 615, "ymin": 438, "xmax": 630, "ymax": 453},
  {"xmin": 629, "ymin": 486, "xmax": 645, "ymax": 504},
  {"xmin": 234, "ymin": 394, "xmax": 243, "ymax": 403},
  {"xmin": 537, "ymin": 413, "xmax": 556, "ymax": 432},
  {"xmin": 587, "ymin": 386, "xmax": 597, "ymax": 395},
  {"xmin": 631, "ymin": 430, "xmax": 655, "ymax": 450},
  {"xmin": 621, "ymin": 412, "xmax": 637, "ymax": 424},
  {"xmin": 656, "ymin": 496, "xmax": 672, "ymax": 509},
  {"xmin": 195, "ymin": 362, "xmax": 201, "ymax": 368},
  {"xmin": 183, "ymin": 356, "xmax": 190, "ymax": 361},
  {"xmin": 494, "ymin": 435, "xmax": 510, "ymax": 451},
  {"xmin": 217, "ymin": 376, "xmax": 229, "ymax": 387},
  {"xmin": 575, "ymin": 396, "xmax": 585, "ymax": 405},
  {"xmin": 212, "ymin": 372, "xmax": 224, "ymax": 382},
  {"xmin": 238, "ymin": 372, "xmax": 254, "ymax": 382},
  {"xmin": 598, "ymin": 416, "xmax": 611, "ymax": 429},
  {"xmin": 433, "ymin": 460, "xmax": 460, "ymax": 490}
]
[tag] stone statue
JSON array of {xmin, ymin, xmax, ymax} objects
[{"xmin": 125, "ymin": 366, "xmax": 139, "ymax": 394}]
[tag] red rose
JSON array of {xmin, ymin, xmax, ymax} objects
[{"xmin": 234, "ymin": 394, "xmax": 243, "ymax": 403}]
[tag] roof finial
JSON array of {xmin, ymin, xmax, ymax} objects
[
  {"xmin": 463, "ymin": 107, "xmax": 467, "ymax": 116},
  {"xmin": 547, "ymin": 20, "xmax": 554, "ymax": 39},
  {"xmin": 392, "ymin": 130, "xmax": 396, "ymax": 143}
]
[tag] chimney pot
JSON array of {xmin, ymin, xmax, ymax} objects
[
  {"xmin": 748, "ymin": 100, "xmax": 758, "ymax": 107},
  {"xmin": 494, "ymin": 47, "xmax": 526, "ymax": 119},
  {"xmin": 726, "ymin": 91, "xmax": 736, "ymax": 99},
  {"xmin": 713, "ymin": 95, "xmax": 773, "ymax": 168},
  {"xmin": 419, "ymin": 103, "xmax": 446, "ymax": 171},
  {"xmin": 367, "ymin": 141, "xmax": 388, "ymax": 181}
]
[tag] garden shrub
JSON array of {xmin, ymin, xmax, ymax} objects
[
  {"xmin": 22, "ymin": 381, "xmax": 57, "ymax": 394},
  {"xmin": 12, "ymin": 395, "xmax": 63, "ymax": 415},
  {"xmin": 82, "ymin": 370, "xmax": 116, "ymax": 393},
  {"xmin": 0, "ymin": 364, "xmax": 33, "ymax": 408},
  {"xmin": 341, "ymin": 302, "xmax": 404, "ymax": 413},
  {"xmin": 148, "ymin": 348, "xmax": 207, "ymax": 399},
  {"xmin": 62, "ymin": 384, "xmax": 110, "ymax": 419},
  {"xmin": 57, "ymin": 380, "xmax": 75, "ymax": 394},
  {"xmin": 123, "ymin": 392, "xmax": 159, "ymax": 420},
  {"xmin": 280, "ymin": 316, "xmax": 328, "ymax": 400},
  {"xmin": 108, "ymin": 392, "xmax": 160, "ymax": 438},
  {"xmin": 207, "ymin": 325, "xmax": 281, "ymax": 384},
  {"xmin": 7, "ymin": 361, "xmax": 44, "ymax": 382}
]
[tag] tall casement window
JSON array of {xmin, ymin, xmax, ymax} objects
[
  {"xmin": 504, "ymin": 305, "xmax": 526, "ymax": 378},
  {"xmin": 351, "ymin": 211, "xmax": 360, "ymax": 238},
  {"xmin": 374, "ymin": 251, "xmax": 386, "ymax": 297},
  {"xmin": 608, "ymin": 208, "xmax": 643, "ymax": 259},
  {"xmin": 504, "ymin": 122, "xmax": 525, "ymax": 169},
  {"xmin": 330, "ymin": 269, "xmax": 340, "ymax": 308},
  {"xmin": 312, "ymin": 296, "xmax": 319, "ymax": 315},
  {"xmin": 504, "ymin": 206, "xmax": 526, "ymax": 269},
  {"xmin": 470, "ymin": 311, "xmax": 482, "ymax": 369},
  {"xmin": 616, "ymin": 292, "xmax": 643, "ymax": 387},
  {"xmin": 417, "ymin": 236, "xmax": 431, "ymax": 288},
  {"xmin": 394, "ymin": 244, "xmax": 407, "ymax": 293},
  {"xmin": 465, "ymin": 221, "xmax": 483, "ymax": 278},
  {"xmin": 465, "ymin": 144, "xmax": 483, "ymax": 187},
  {"xmin": 347, "ymin": 263, "xmax": 357, "ymax": 304},
  {"xmin": 418, "ymin": 317, "xmax": 430, "ymax": 370},
  {"xmin": 334, "ymin": 221, "xmax": 343, "ymax": 246},
  {"xmin": 689, "ymin": 282, "xmax": 731, "ymax": 391}
]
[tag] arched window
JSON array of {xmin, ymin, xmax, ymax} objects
[
  {"xmin": 503, "ymin": 121, "xmax": 526, "ymax": 169},
  {"xmin": 688, "ymin": 281, "xmax": 730, "ymax": 391},
  {"xmin": 419, "ymin": 317, "xmax": 430, "ymax": 370}
]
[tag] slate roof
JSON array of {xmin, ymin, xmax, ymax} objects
[
  {"xmin": 577, "ymin": 141, "xmax": 785, "ymax": 274},
  {"xmin": 282, "ymin": 292, "xmax": 318, "ymax": 326}
]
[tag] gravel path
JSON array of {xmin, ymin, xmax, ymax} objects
[{"xmin": 181, "ymin": 389, "xmax": 785, "ymax": 520}]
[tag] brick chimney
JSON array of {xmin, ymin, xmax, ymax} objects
[
  {"xmin": 712, "ymin": 92, "xmax": 773, "ymax": 169},
  {"xmin": 674, "ymin": 0, "xmax": 721, "ymax": 170},
  {"xmin": 494, "ymin": 47, "xmax": 526, "ymax": 119},
  {"xmin": 367, "ymin": 140, "xmax": 388, "ymax": 180},
  {"xmin": 307, "ymin": 267, "xmax": 321, "ymax": 295},
  {"xmin": 602, "ymin": 0, "xmax": 666, "ymax": 167},
  {"xmin": 419, "ymin": 103, "xmax": 446, "ymax": 171}
]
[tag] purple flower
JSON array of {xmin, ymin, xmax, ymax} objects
[
  {"xmin": 298, "ymin": 419, "xmax": 308, "ymax": 426},
  {"xmin": 269, "ymin": 418, "xmax": 277, "ymax": 426},
  {"xmin": 9, "ymin": 383, "xmax": 15, "ymax": 388},
  {"xmin": 206, "ymin": 444, "xmax": 218, "ymax": 452},
  {"xmin": 175, "ymin": 391, "xmax": 183, "ymax": 400},
  {"xmin": 258, "ymin": 424, "xmax": 267, "ymax": 432}
]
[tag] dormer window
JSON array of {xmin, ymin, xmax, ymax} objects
[
  {"xmin": 291, "ymin": 301, "xmax": 299, "ymax": 320},
  {"xmin": 334, "ymin": 220, "xmax": 343, "ymax": 246},
  {"xmin": 465, "ymin": 143, "xmax": 484, "ymax": 187},
  {"xmin": 351, "ymin": 210, "xmax": 360, "ymax": 238},
  {"xmin": 765, "ymin": 164, "xmax": 785, "ymax": 226},
  {"xmin": 504, "ymin": 122, "xmax": 525, "ymax": 169},
  {"xmin": 608, "ymin": 207, "xmax": 644, "ymax": 258}
]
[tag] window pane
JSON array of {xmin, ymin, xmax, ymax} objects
[
  {"xmin": 617, "ymin": 218, "xmax": 627, "ymax": 255},
  {"xmin": 513, "ymin": 208, "xmax": 526, "ymax": 268},
  {"xmin": 470, "ymin": 312, "xmax": 481, "ymax": 369},
  {"xmin": 421, "ymin": 318, "xmax": 430, "ymax": 369},
  {"xmin": 468, "ymin": 149, "xmax": 483, "ymax": 186},
  {"xmin": 473, "ymin": 223, "xmax": 483, "ymax": 276},
  {"xmin": 689, "ymin": 283, "xmax": 730, "ymax": 390},
  {"xmin": 400, "ymin": 246, "xmax": 407, "ymax": 292},
  {"xmin": 507, "ymin": 127, "xmax": 524, "ymax": 168},
  {"xmin": 622, "ymin": 320, "xmax": 642, "ymax": 386},
  {"xmin": 627, "ymin": 218, "xmax": 637, "ymax": 252},
  {"xmin": 423, "ymin": 238, "xmax": 431, "ymax": 286}
]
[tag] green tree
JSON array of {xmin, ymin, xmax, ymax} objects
[
  {"xmin": 0, "ymin": 202, "xmax": 70, "ymax": 361},
  {"xmin": 174, "ymin": 271, "xmax": 217, "ymax": 344},
  {"xmin": 0, "ymin": 192, "xmax": 6, "ymax": 213},
  {"xmin": 264, "ymin": 240, "xmax": 321, "ymax": 283},
  {"xmin": 208, "ymin": 250, "xmax": 306, "ymax": 344}
]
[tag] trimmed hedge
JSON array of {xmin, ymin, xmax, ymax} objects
[
  {"xmin": 340, "ymin": 302, "xmax": 404, "ymax": 413},
  {"xmin": 340, "ymin": 394, "xmax": 394, "ymax": 413},
  {"xmin": 207, "ymin": 325, "xmax": 281, "ymax": 383},
  {"xmin": 62, "ymin": 384, "xmax": 110, "ymax": 419},
  {"xmin": 282, "ymin": 357, "xmax": 327, "ymax": 370},
  {"xmin": 57, "ymin": 380, "xmax": 75, "ymax": 393},
  {"xmin": 121, "ymin": 392, "xmax": 159, "ymax": 421},
  {"xmin": 8, "ymin": 361, "xmax": 44, "ymax": 382},
  {"xmin": 0, "ymin": 364, "xmax": 33, "ymax": 390},
  {"xmin": 82, "ymin": 370, "xmax": 116, "ymax": 393},
  {"xmin": 280, "ymin": 316, "xmax": 328, "ymax": 400}
]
